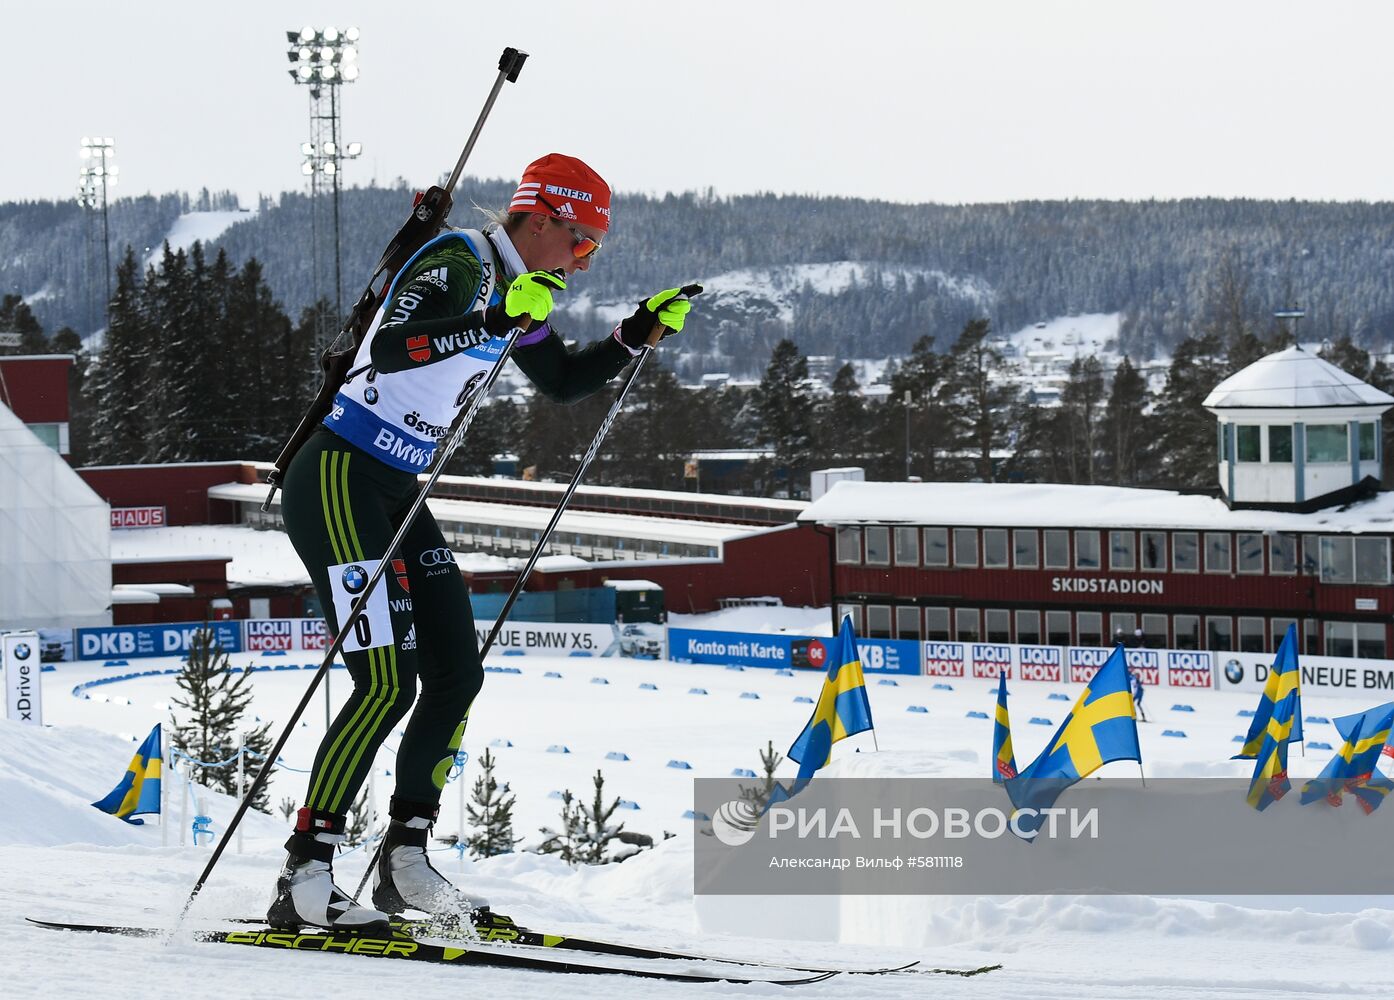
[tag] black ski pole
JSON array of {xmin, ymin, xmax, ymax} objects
[
  {"xmin": 171, "ymin": 313, "xmax": 539, "ymax": 935},
  {"xmin": 261, "ymin": 46, "xmax": 528, "ymax": 513},
  {"xmin": 351, "ymin": 285, "xmax": 703, "ymax": 900}
]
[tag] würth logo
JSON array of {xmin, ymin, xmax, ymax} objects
[
  {"xmin": 406, "ymin": 335, "xmax": 431, "ymax": 363},
  {"xmin": 416, "ymin": 267, "xmax": 449, "ymax": 291}
]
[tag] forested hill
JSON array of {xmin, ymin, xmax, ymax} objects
[{"xmin": 5, "ymin": 183, "xmax": 1394, "ymax": 377}]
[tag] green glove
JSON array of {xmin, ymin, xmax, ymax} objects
[
  {"xmin": 488, "ymin": 269, "xmax": 566, "ymax": 333},
  {"xmin": 614, "ymin": 286, "xmax": 696, "ymax": 351}
]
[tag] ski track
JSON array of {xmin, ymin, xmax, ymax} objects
[{"xmin": 4, "ymin": 640, "xmax": 1392, "ymax": 999}]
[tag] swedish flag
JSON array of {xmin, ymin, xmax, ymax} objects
[
  {"xmin": 992, "ymin": 670, "xmax": 1017, "ymax": 783},
  {"xmin": 1245, "ymin": 669, "xmax": 1300, "ymax": 811},
  {"xmin": 779, "ymin": 616, "xmax": 875, "ymax": 798},
  {"xmin": 1351, "ymin": 769, "xmax": 1394, "ymax": 815},
  {"xmin": 1299, "ymin": 702, "xmax": 1394, "ymax": 807},
  {"xmin": 1005, "ymin": 645, "xmax": 1140, "ymax": 829},
  {"xmin": 1234, "ymin": 624, "xmax": 1304, "ymax": 759},
  {"xmin": 92, "ymin": 723, "xmax": 163, "ymax": 824}
]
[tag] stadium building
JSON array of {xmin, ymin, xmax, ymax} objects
[{"xmin": 801, "ymin": 347, "xmax": 1394, "ymax": 659}]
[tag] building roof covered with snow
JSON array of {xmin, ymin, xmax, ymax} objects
[
  {"xmin": 799, "ymin": 479, "xmax": 1394, "ymax": 534},
  {"xmin": 1203, "ymin": 346, "xmax": 1394, "ymax": 410}
]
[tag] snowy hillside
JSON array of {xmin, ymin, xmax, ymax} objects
[{"xmin": 4, "ymin": 639, "xmax": 1392, "ymax": 998}]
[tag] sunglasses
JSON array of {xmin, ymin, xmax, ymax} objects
[{"xmin": 537, "ymin": 195, "xmax": 603, "ymax": 259}]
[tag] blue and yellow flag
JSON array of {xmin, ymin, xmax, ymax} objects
[
  {"xmin": 1245, "ymin": 672, "xmax": 1300, "ymax": 811},
  {"xmin": 1351, "ymin": 768, "xmax": 1394, "ymax": 815},
  {"xmin": 771, "ymin": 617, "xmax": 874, "ymax": 805},
  {"xmin": 1234, "ymin": 624, "xmax": 1303, "ymax": 759},
  {"xmin": 92, "ymin": 723, "xmax": 162, "ymax": 824},
  {"xmin": 992, "ymin": 670, "xmax": 1017, "ymax": 783},
  {"xmin": 1005, "ymin": 645, "xmax": 1140, "ymax": 829},
  {"xmin": 1299, "ymin": 702, "xmax": 1394, "ymax": 806}
]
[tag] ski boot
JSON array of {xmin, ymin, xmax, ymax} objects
[
  {"xmin": 268, "ymin": 807, "xmax": 393, "ymax": 934},
  {"xmin": 372, "ymin": 797, "xmax": 491, "ymax": 928}
]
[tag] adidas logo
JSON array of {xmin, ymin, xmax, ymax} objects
[
  {"xmin": 416, "ymin": 267, "xmax": 449, "ymax": 291},
  {"xmin": 555, "ymin": 201, "xmax": 578, "ymax": 220}
]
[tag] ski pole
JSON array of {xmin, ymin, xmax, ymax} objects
[
  {"xmin": 262, "ymin": 46, "xmax": 529, "ymax": 512},
  {"xmin": 174, "ymin": 319, "xmax": 532, "ymax": 932},
  {"xmin": 351, "ymin": 285, "xmax": 703, "ymax": 900}
]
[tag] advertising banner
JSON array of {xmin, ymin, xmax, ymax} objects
[
  {"xmin": 476, "ymin": 622, "xmax": 619, "ymax": 657},
  {"xmin": 668, "ymin": 628, "xmax": 919, "ymax": 674},
  {"xmin": 2, "ymin": 631, "xmax": 42, "ymax": 724},
  {"xmin": 923, "ymin": 642, "xmax": 966, "ymax": 678},
  {"xmin": 242, "ymin": 618, "xmax": 330, "ymax": 652},
  {"xmin": 1215, "ymin": 649, "xmax": 1394, "ymax": 697},
  {"xmin": 76, "ymin": 621, "xmax": 244, "ymax": 660}
]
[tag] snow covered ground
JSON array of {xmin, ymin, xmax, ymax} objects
[{"xmin": 4, "ymin": 630, "xmax": 1392, "ymax": 998}]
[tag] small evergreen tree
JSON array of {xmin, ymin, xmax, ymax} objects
[
  {"xmin": 537, "ymin": 789, "xmax": 583, "ymax": 865},
  {"xmin": 343, "ymin": 782, "xmax": 380, "ymax": 846},
  {"xmin": 574, "ymin": 769, "xmax": 627, "ymax": 865},
  {"xmin": 465, "ymin": 748, "xmax": 520, "ymax": 858},
  {"xmin": 279, "ymin": 796, "xmax": 298, "ymax": 822},
  {"xmin": 169, "ymin": 628, "xmax": 274, "ymax": 811},
  {"xmin": 738, "ymin": 740, "xmax": 786, "ymax": 814}
]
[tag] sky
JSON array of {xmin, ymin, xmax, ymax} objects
[{"xmin": 6, "ymin": 0, "xmax": 1394, "ymax": 208}]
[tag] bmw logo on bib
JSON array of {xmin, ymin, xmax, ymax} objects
[
  {"xmin": 364, "ymin": 386, "xmax": 379, "ymax": 405},
  {"xmin": 342, "ymin": 565, "xmax": 368, "ymax": 593}
]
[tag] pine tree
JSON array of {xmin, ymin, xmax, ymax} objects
[
  {"xmin": 881, "ymin": 335, "xmax": 953, "ymax": 481},
  {"xmin": 1103, "ymin": 357, "xmax": 1152, "ymax": 485},
  {"xmin": 574, "ymin": 769, "xmax": 626, "ymax": 865},
  {"xmin": 536, "ymin": 789, "xmax": 583, "ymax": 865},
  {"xmin": 343, "ymin": 783, "xmax": 380, "ymax": 846},
  {"xmin": 144, "ymin": 243, "xmax": 200, "ymax": 462},
  {"xmin": 738, "ymin": 740, "xmax": 785, "ymax": 814},
  {"xmin": 1059, "ymin": 356, "xmax": 1107, "ymax": 484},
  {"xmin": 465, "ymin": 748, "xmax": 520, "ymax": 858},
  {"xmin": 943, "ymin": 318, "xmax": 1018, "ymax": 482},
  {"xmin": 1153, "ymin": 332, "xmax": 1225, "ymax": 487},
  {"xmin": 755, "ymin": 339, "xmax": 814, "ymax": 497},
  {"xmin": 814, "ymin": 363, "xmax": 869, "ymax": 468},
  {"xmin": 169, "ymin": 628, "xmax": 274, "ymax": 811},
  {"xmin": 86, "ymin": 247, "xmax": 150, "ymax": 463}
]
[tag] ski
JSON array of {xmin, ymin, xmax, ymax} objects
[
  {"xmin": 229, "ymin": 909, "xmax": 996, "ymax": 977},
  {"xmin": 26, "ymin": 918, "xmax": 837, "ymax": 985}
]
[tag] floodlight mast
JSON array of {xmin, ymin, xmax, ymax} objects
[{"xmin": 286, "ymin": 26, "xmax": 362, "ymax": 344}]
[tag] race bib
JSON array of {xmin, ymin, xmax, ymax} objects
[{"xmin": 327, "ymin": 560, "xmax": 394, "ymax": 652}]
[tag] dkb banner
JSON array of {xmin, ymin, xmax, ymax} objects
[{"xmin": 3, "ymin": 630, "xmax": 43, "ymax": 725}]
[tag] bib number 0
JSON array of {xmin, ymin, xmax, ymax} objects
[{"xmin": 327, "ymin": 559, "xmax": 394, "ymax": 653}]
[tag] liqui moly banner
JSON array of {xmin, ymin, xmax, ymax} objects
[
  {"xmin": 3, "ymin": 631, "xmax": 42, "ymax": 725},
  {"xmin": 970, "ymin": 644, "xmax": 1013, "ymax": 679},
  {"xmin": 1167, "ymin": 651, "xmax": 1213, "ymax": 688},
  {"xmin": 1064, "ymin": 647, "xmax": 1163, "ymax": 685},
  {"xmin": 244, "ymin": 618, "xmax": 329, "ymax": 652},
  {"xmin": 923, "ymin": 642, "xmax": 966, "ymax": 677},
  {"xmin": 1016, "ymin": 645, "xmax": 1063, "ymax": 683}
]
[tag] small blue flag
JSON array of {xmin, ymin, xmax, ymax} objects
[
  {"xmin": 92, "ymin": 723, "xmax": 162, "ymax": 824},
  {"xmin": 1234, "ymin": 625, "xmax": 1303, "ymax": 759},
  {"xmin": 992, "ymin": 670, "xmax": 1017, "ymax": 783},
  {"xmin": 1300, "ymin": 702, "xmax": 1394, "ymax": 807}
]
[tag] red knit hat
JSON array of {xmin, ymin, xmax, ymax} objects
[{"xmin": 509, "ymin": 153, "xmax": 611, "ymax": 232}]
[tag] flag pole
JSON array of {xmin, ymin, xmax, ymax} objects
[{"xmin": 1137, "ymin": 762, "xmax": 1147, "ymax": 789}]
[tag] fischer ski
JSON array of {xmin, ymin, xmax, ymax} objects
[
  {"xmin": 230, "ymin": 909, "xmax": 997, "ymax": 977},
  {"xmin": 26, "ymin": 918, "xmax": 838, "ymax": 985}
]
